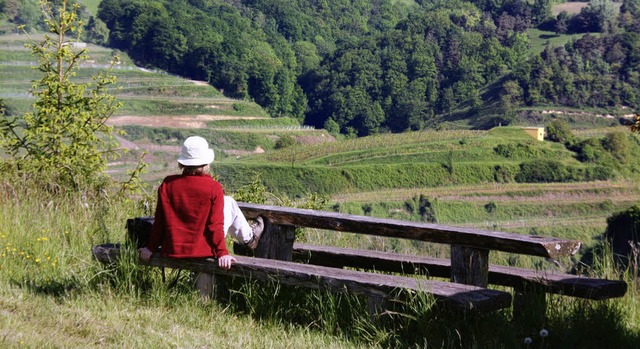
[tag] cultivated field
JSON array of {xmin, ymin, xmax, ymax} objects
[{"xmin": 0, "ymin": 32, "xmax": 333, "ymax": 183}]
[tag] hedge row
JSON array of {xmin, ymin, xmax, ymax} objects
[{"xmin": 214, "ymin": 160, "xmax": 614, "ymax": 197}]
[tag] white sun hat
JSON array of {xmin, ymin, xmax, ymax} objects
[{"xmin": 177, "ymin": 136, "xmax": 215, "ymax": 166}]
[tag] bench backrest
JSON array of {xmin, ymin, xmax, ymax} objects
[
  {"xmin": 236, "ymin": 202, "xmax": 581, "ymax": 259},
  {"xmin": 129, "ymin": 202, "xmax": 582, "ymax": 288}
]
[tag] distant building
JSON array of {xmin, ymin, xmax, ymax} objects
[{"xmin": 522, "ymin": 127, "xmax": 545, "ymax": 141}]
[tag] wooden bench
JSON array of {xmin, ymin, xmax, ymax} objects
[
  {"xmin": 291, "ymin": 243, "xmax": 628, "ymax": 300},
  {"xmin": 235, "ymin": 202, "xmax": 626, "ymax": 317},
  {"xmin": 91, "ymin": 243, "xmax": 511, "ymax": 313},
  {"xmin": 97, "ymin": 202, "xmax": 626, "ymax": 317}
]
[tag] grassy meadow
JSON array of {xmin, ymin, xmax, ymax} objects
[
  {"xmin": 526, "ymin": 28, "xmax": 600, "ymax": 54},
  {"xmin": 1, "ymin": 184, "xmax": 639, "ymax": 348},
  {"xmin": 2, "ymin": 9, "xmax": 640, "ymax": 347}
]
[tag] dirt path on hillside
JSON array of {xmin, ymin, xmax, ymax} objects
[
  {"xmin": 113, "ymin": 135, "xmax": 180, "ymax": 163},
  {"xmin": 108, "ymin": 115, "xmax": 269, "ymax": 129}
]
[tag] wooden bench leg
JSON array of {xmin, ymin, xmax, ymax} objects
[
  {"xmin": 194, "ymin": 272, "xmax": 223, "ymax": 300},
  {"xmin": 232, "ymin": 220, "xmax": 297, "ymax": 261},
  {"xmin": 254, "ymin": 221, "xmax": 296, "ymax": 261},
  {"xmin": 512, "ymin": 283, "xmax": 546, "ymax": 326},
  {"xmin": 451, "ymin": 245, "xmax": 489, "ymax": 287},
  {"xmin": 367, "ymin": 295, "xmax": 387, "ymax": 319}
]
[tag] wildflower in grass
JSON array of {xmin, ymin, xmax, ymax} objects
[
  {"xmin": 540, "ymin": 329, "xmax": 548, "ymax": 337},
  {"xmin": 35, "ymin": 258, "xmax": 41, "ymax": 263},
  {"xmin": 524, "ymin": 337, "xmax": 532, "ymax": 345}
]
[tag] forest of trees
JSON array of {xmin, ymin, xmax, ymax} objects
[{"xmin": 3, "ymin": 0, "xmax": 640, "ymax": 136}]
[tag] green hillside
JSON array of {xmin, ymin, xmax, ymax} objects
[
  {"xmin": 215, "ymin": 126, "xmax": 632, "ymax": 193},
  {"xmin": 0, "ymin": 32, "xmax": 333, "ymax": 182},
  {"xmin": 210, "ymin": 125, "xmax": 640, "ymax": 261},
  {"xmin": 1, "ymin": 3, "xmax": 640, "ymax": 349}
]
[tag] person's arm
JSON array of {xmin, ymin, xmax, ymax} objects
[
  {"xmin": 208, "ymin": 182, "xmax": 229, "ymax": 258},
  {"xmin": 145, "ymin": 184, "xmax": 166, "ymax": 254}
]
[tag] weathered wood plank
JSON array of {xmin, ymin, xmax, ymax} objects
[
  {"xmin": 237, "ymin": 203, "xmax": 580, "ymax": 259},
  {"xmin": 253, "ymin": 220, "xmax": 296, "ymax": 261},
  {"xmin": 91, "ymin": 244, "xmax": 512, "ymax": 313},
  {"xmin": 451, "ymin": 245, "xmax": 489, "ymax": 287},
  {"xmin": 292, "ymin": 244, "xmax": 628, "ymax": 300}
]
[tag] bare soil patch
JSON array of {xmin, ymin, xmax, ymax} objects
[
  {"xmin": 552, "ymin": 2, "xmax": 622, "ymax": 16},
  {"xmin": 107, "ymin": 115, "xmax": 269, "ymax": 129},
  {"xmin": 296, "ymin": 134, "xmax": 336, "ymax": 144},
  {"xmin": 552, "ymin": 2, "xmax": 589, "ymax": 16},
  {"xmin": 190, "ymin": 80, "xmax": 209, "ymax": 86},
  {"xmin": 225, "ymin": 147, "xmax": 266, "ymax": 156}
]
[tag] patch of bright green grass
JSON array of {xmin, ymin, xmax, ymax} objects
[
  {"xmin": 79, "ymin": 0, "xmax": 102, "ymax": 15},
  {"xmin": 527, "ymin": 28, "xmax": 600, "ymax": 54}
]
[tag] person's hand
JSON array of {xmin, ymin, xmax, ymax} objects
[
  {"xmin": 138, "ymin": 247, "xmax": 152, "ymax": 262},
  {"xmin": 218, "ymin": 254, "xmax": 237, "ymax": 270}
]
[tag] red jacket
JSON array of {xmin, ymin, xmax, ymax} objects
[{"xmin": 146, "ymin": 174, "xmax": 228, "ymax": 258}]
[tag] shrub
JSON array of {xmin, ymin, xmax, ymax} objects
[
  {"xmin": 515, "ymin": 159, "xmax": 572, "ymax": 183},
  {"xmin": 484, "ymin": 202, "xmax": 497, "ymax": 214},
  {"xmin": 404, "ymin": 195, "xmax": 437, "ymax": 223},
  {"xmin": 572, "ymin": 138, "xmax": 617, "ymax": 166},
  {"xmin": 515, "ymin": 159, "xmax": 615, "ymax": 183},
  {"xmin": 275, "ymin": 135, "xmax": 297, "ymax": 149},
  {"xmin": 494, "ymin": 143, "xmax": 540, "ymax": 159},
  {"xmin": 232, "ymin": 103, "xmax": 246, "ymax": 112},
  {"xmin": 602, "ymin": 131, "xmax": 631, "ymax": 164},
  {"xmin": 604, "ymin": 205, "xmax": 640, "ymax": 272},
  {"xmin": 584, "ymin": 165, "xmax": 615, "ymax": 181},
  {"xmin": 493, "ymin": 165, "xmax": 518, "ymax": 183},
  {"xmin": 324, "ymin": 118, "xmax": 340, "ymax": 136},
  {"xmin": 546, "ymin": 120, "xmax": 575, "ymax": 145}
]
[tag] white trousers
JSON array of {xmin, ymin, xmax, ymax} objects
[{"xmin": 223, "ymin": 196, "xmax": 253, "ymax": 244}]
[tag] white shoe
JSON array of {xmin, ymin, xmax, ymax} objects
[{"xmin": 246, "ymin": 216, "xmax": 264, "ymax": 250}]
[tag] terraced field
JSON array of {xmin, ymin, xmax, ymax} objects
[
  {"xmin": 0, "ymin": 32, "xmax": 332, "ymax": 182},
  {"xmin": 2, "ymin": 30, "xmax": 639, "ymax": 259},
  {"xmin": 226, "ymin": 124, "xmax": 640, "ymax": 261}
]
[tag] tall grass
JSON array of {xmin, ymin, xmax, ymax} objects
[
  {"xmin": 0, "ymin": 184, "xmax": 366, "ymax": 348},
  {"xmin": 1, "ymin": 183, "xmax": 639, "ymax": 348}
]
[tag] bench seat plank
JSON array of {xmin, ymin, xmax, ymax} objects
[
  {"xmin": 92, "ymin": 244, "xmax": 511, "ymax": 312},
  {"xmin": 292, "ymin": 243, "xmax": 627, "ymax": 300}
]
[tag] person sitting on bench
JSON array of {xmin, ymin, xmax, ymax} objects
[{"xmin": 138, "ymin": 136, "xmax": 263, "ymax": 270}]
